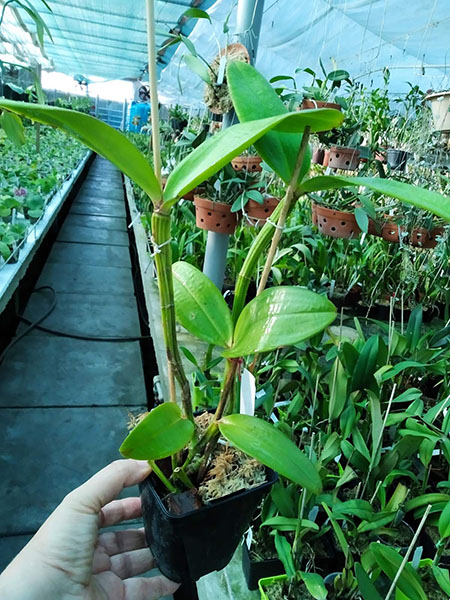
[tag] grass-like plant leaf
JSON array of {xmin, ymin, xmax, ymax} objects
[
  {"xmin": 223, "ymin": 287, "xmax": 336, "ymax": 358},
  {"xmin": 119, "ymin": 403, "xmax": 194, "ymax": 460},
  {"xmin": 370, "ymin": 543, "xmax": 427, "ymax": 600},
  {"xmin": 0, "ymin": 100, "xmax": 162, "ymax": 203},
  {"xmin": 219, "ymin": 414, "xmax": 322, "ymax": 493},
  {"xmin": 172, "ymin": 261, "xmax": 233, "ymax": 347}
]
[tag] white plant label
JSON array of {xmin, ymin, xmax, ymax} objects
[{"xmin": 240, "ymin": 368, "xmax": 256, "ymax": 416}]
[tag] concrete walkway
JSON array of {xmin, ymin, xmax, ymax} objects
[{"xmin": 0, "ymin": 157, "xmax": 147, "ymax": 569}]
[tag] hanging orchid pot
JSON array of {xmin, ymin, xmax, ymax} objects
[
  {"xmin": 245, "ymin": 196, "xmax": 280, "ymax": 226},
  {"xmin": 312, "ymin": 203, "xmax": 360, "ymax": 239},
  {"xmin": 205, "ymin": 44, "xmax": 250, "ymax": 115},
  {"xmin": 410, "ymin": 226, "xmax": 444, "ymax": 248},
  {"xmin": 300, "ymin": 99, "xmax": 342, "ymax": 111},
  {"xmin": 381, "ymin": 222, "xmax": 406, "ymax": 243},
  {"xmin": 194, "ymin": 196, "xmax": 239, "ymax": 234},
  {"xmin": 328, "ymin": 146, "xmax": 360, "ymax": 171},
  {"xmin": 231, "ymin": 155, "xmax": 263, "ymax": 172},
  {"xmin": 425, "ymin": 91, "xmax": 450, "ymax": 132}
]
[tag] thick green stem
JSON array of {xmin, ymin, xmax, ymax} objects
[
  {"xmin": 148, "ymin": 460, "xmax": 177, "ymax": 493},
  {"xmin": 257, "ymin": 127, "xmax": 311, "ymax": 295},
  {"xmin": 173, "ymin": 466, "xmax": 195, "ymax": 489},
  {"xmin": 151, "ymin": 210, "xmax": 193, "ymax": 422},
  {"xmin": 213, "ymin": 359, "xmax": 239, "ymax": 421}
]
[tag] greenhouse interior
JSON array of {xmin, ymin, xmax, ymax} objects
[{"xmin": 0, "ymin": 0, "xmax": 450, "ymax": 598}]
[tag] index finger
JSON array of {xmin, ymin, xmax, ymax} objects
[{"xmin": 64, "ymin": 460, "xmax": 151, "ymax": 513}]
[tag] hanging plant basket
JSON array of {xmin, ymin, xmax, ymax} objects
[
  {"xmin": 300, "ymin": 99, "xmax": 342, "ymax": 111},
  {"xmin": 425, "ymin": 91, "xmax": 450, "ymax": 132},
  {"xmin": 410, "ymin": 226, "xmax": 444, "ymax": 248},
  {"xmin": 312, "ymin": 203, "xmax": 360, "ymax": 239},
  {"xmin": 245, "ymin": 197, "xmax": 279, "ymax": 226},
  {"xmin": 386, "ymin": 148, "xmax": 409, "ymax": 172},
  {"xmin": 139, "ymin": 470, "xmax": 276, "ymax": 584},
  {"xmin": 194, "ymin": 196, "xmax": 239, "ymax": 233},
  {"xmin": 328, "ymin": 146, "xmax": 360, "ymax": 170},
  {"xmin": 205, "ymin": 44, "xmax": 250, "ymax": 115},
  {"xmin": 231, "ymin": 155, "xmax": 263, "ymax": 172},
  {"xmin": 323, "ymin": 149, "xmax": 330, "ymax": 167}
]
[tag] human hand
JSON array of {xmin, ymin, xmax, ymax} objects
[{"xmin": 0, "ymin": 460, "xmax": 180, "ymax": 599}]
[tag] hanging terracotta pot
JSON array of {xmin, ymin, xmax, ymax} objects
[
  {"xmin": 300, "ymin": 99, "xmax": 342, "ymax": 111},
  {"xmin": 312, "ymin": 148, "xmax": 325, "ymax": 165},
  {"xmin": 328, "ymin": 146, "xmax": 360, "ymax": 171},
  {"xmin": 312, "ymin": 203, "xmax": 360, "ymax": 239},
  {"xmin": 194, "ymin": 196, "xmax": 238, "ymax": 234},
  {"xmin": 323, "ymin": 149, "xmax": 330, "ymax": 167},
  {"xmin": 410, "ymin": 226, "xmax": 445, "ymax": 249},
  {"xmin": 381, "ymin": 222, "xmax": 405, "ymax": 243},
  {"xmin": 245, "ymin": 196, "xmax": 279, "ymax": 226},
  {"xmin": 231, "ymin": 155, "xmax": 263, "ymax": 172}
]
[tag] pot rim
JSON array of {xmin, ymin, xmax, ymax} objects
[{"xmin": 142, "ymin": 467, "xmax": 277, "ymax": 520}]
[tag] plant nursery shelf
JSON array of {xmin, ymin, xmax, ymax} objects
[{"xmin": 0, "ymin": 151, "xmax": 92, "ymax": 314}]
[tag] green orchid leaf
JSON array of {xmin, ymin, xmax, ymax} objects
[
  {"xmin": 299, "ymin": 176, "xmax": 450, "ymax": 222},
  {"xmin": 355, "ymin": 563, "xmax": 383, "ymax": 600},
  {"xmin": 438, "ymin": 500, "xmax": 450, "ymax": 539},
  {"xmin": 329, "ymin": 357, "xmax": 348, "ymax": 421},
  {"xmin": 300, "ymin": 572, "xmax": 328, "ymax": 600},
  {"xmin": 432, "ymin": 565, "xmax": 450, "ymax": 596},
  {"xmin": 164, "ymin": 108, "xmax": 343, "ymax": 207},
  {"xmin": 274, "ymin": 532, "xmax": 296, "ymax": 579},
  {"xmin": 227, "ymin": 60, "xmax": 322, "ymax": 184},
  {"xmin": 370, "ymin": 543, "xmax": 427, "ymax": 600},
  {"xmin": 0, "ymin": 100, "xmax": 161, "ymax": 203},
  {"xmin": 261, "ymin": 516, "xmax": 319, "ymax": 532},
  {"xmin": 119, "ymin": 403, "xmax": 194, "ymax": 460},
  {"xmin": 184, "ymin": 54, "xmax": 211, "ymax": 84},
  {"xmin": 219, "ymin": 414, "xmax": 322, "ymax": 493},
  {"xmin": 172, "ymin": 261, "xmax": 233, "ymax": 347},
  {"xmin": 322, "ymin": 503, "xmax": 350, "ymax": 562},
  {"xmin": 223, "ymin": 287, "xmax": 336, "ymax": 358},
  {"xmin": 183, "ymin": 7, "xmax": 211, "ymax": 22},
  {"xmin": 1, "ymin": 111, "xmax": 25, "ymax": 147}
]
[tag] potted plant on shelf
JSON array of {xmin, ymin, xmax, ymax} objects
[{"xmin": 2, "ymin": 53, "xmax": 449, "ymax": 589}]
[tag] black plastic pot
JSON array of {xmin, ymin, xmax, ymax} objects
[
  {"xmin": 386, "ymin": 149, "xmax": 409, "ymax": 172},
  {"xmin": 139, "ymin": 469, "xmax": 277, "ymax": 584},
  {"xmin": 420, "ymin": 530, "xmax": 450, "ymax": 567},
  {"xmin": 241, "ymin": 541, "xmax": 284, "ymax": 591}
]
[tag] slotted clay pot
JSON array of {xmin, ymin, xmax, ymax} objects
[
  {"xmin": 381, "ymin": 221, "xmax": 405, "ymax": 243},
  {"xmin": 231, "ymin": 155, "xmax": 263, "ymax": 172},
  {"xmin": 328, "ymin": 146, "xmax": 360, "ymax": 171},
  {"xmin": 300, "ymin": 99, "xmax": 342, "ymax": 111},
  {"xmin": 323, "ymin": 149, "xmax": 330, "ymax": 167},
  {"xmin": 313, "ymin": 203, "xmax": 360, "ymax": 239},
  {"xmin": 194, "ymin": 196, "xmax": 238, "ymax": 233},
  {"xmin": 411, "ymin": 226, "xmax": 444, "ymax": 248},
  {"xmin": 245, "ymin": 197, "xmax": 279, "ymax": 226}
]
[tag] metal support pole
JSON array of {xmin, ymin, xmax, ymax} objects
[
  {"xmin": 202, "ymin": 0, "xmax": 265, "ymax": 290},
  {"xmin": 121, "ymin": 99, "xmax": 128, "ymax": 131}
]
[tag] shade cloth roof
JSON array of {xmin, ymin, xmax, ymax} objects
[{"xmin": 1, "ymin": 0, "xmax": 449, "ymax": 103}]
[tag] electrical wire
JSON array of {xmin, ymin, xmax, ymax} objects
[{"xmin": 0, "ymin": 286, "xmax": 152, "ymax": 367}]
